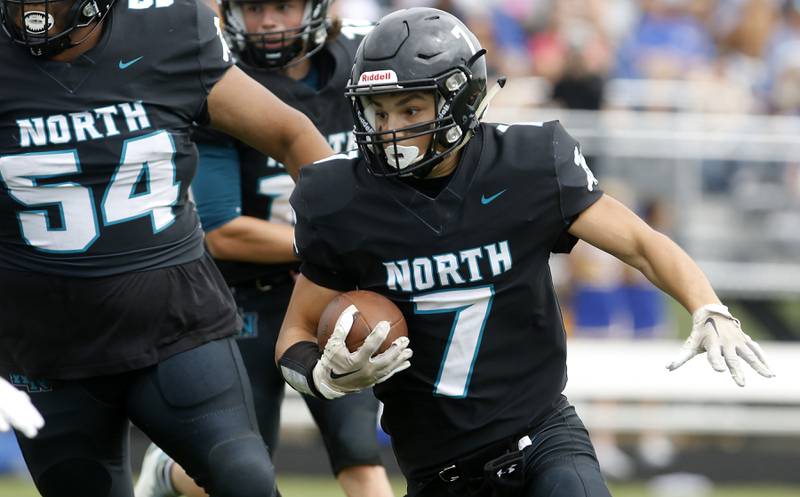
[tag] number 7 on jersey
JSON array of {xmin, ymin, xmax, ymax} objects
[{"xmin": 413, "ymin": 285, "xmax": 495, "ymax": 398}]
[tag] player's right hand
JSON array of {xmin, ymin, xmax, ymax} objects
[
  {"xmin": 666, "ymin": 304, "xmax": 775, "ymax": 387},
  {"xmin": 0, "ymin": 377, "xmax": 44, "ymax": 438},
  {"xmin": 313, "ymin": 305, "xmax": 412, "ymax": 399}
]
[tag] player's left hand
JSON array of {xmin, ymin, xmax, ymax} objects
[
  {"xmin": 0, "ymin": 377, "xmax": 44, "ymax": 438},
  {"xmin": 666, "ymin": 304, "xmax": 775, "ymax": 386},
  {"xmin": 313, "ymin": 305, "xmax": 412, "ymax": 399}
]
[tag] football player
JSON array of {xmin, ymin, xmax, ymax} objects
[
  {"xmin": 0, "ymin": 0, "xmax": 334, "ymax": 496},
  {"xmin": 135, "ymin": 2, "xmax": 393, "ymax": 497},
  {"xmin": 275, "ymin": 8, "xmax": 775, "ymax": 497}
]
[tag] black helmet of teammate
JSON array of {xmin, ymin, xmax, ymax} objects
[
  {"xmin": 345, "ymin": 7, "xmax": 487, "ymax": 178},
  {"xmin": 221, "ymin": 0, "xmax": 331, "ymax": 69},
  {"xmin": 1, "ymin": 0, "xmax": 115, "ymax": 57}
]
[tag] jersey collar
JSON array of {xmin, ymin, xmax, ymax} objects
[{"xmin": 363, "ymin": 125, "xmax": 485, "ymax": 235}]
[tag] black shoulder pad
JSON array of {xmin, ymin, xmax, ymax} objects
[
  {"xmin": 294, "ymin": 153, "xmax": 360, "ymax": 219},
  {"xmin": 483, "ymin": 121, "xmax": 553, "ymax": 173}
]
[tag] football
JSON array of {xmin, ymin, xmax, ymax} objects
[{"xmin": 317, "ymin": 290, "xmax": 408, "ymax": 355}]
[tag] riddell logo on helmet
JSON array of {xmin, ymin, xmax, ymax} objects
[{"xmin": 358, "ymin": 70, "xmax": 398, "ymax": 85}]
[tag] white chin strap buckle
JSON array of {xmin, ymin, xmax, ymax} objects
[{"xmin": 384, "ymin": 144, "xmax": 422, "ymax": 170}]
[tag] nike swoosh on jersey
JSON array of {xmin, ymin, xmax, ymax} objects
[
  {"xmin": 481, "ymin": 189, "xmax": 507, "ymax": 205},
  {"xmin": 118, "ymin": 56, "xmax": 144, "ymax": 69},
  {"xmin": 330, "ymin": 368, "xmax": 362, "ymax": 380}
]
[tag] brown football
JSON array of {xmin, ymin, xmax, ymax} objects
[{"xmin": 317, "ymin": 290, "xmax": 408, "ymax": 355}]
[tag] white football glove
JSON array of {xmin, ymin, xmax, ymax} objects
[
  {"xmin": 313, "ymin": 305, "xmax": 413, "ymax": 399},
  {"xmin": 666, "ymin": 304, "xmax": 775, "ymax": 387},
  {"xmin": 0, "ymin": 377, "xmax": 44, "ymax": 438}
]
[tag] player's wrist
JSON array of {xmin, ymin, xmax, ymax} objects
[
  {"xmin": 311, "ymin": 361, "xmax": 347, "ymax": 400},
  {"xmin": 692, "ymin": 303, "xmax": 733, "ymax": 323},
  {"xmin": 278, "ymin": 341, "xmax": 326, "ymax": 398}
]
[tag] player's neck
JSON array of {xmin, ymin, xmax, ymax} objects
[
  {"xmin": 48, "ymin": 20, "xmax": 105, "ymax": 62},
  {"xmin": 426, "ymin": 150, "xmax": 461, "ymax": 179},
  {"xmin": 284, "ymin": 56, "xmax": 312, "ymax": 81}
]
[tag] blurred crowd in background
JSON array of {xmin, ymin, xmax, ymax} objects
[{"xmin": 334, "ymin": 0, "xmax": 800, "ymax": 115}]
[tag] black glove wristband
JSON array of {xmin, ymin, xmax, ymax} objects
[{"xmin": 278, "ymin": 341, "xmax": 324, "ymax": 399}]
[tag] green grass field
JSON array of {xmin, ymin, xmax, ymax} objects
[{"xmin": 1, "ymin": 476, "xmax": 799, "ymax": 497}]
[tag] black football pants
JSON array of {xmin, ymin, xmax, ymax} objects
[
  {"xmin": 14, "ymin": 337, "xmax": 277, "ymax": 497},
  {"xmin": 407, "ymin": 402, "xmax": 611, "ymax": 497}
]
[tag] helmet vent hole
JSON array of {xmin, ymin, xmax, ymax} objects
[
  {"xmin": 417, "ymin": 51, "xmax": 442, "ymax": 60},
  {"xmin": 424, "ymin": 15, "xmax": 440, "ymax": 21}
]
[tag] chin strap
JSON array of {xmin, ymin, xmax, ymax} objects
[
  {"xmin": 476, "ymin": 77, "xmax": 507, "ymax": 121},
  {"xmin": 435, "ymin": 77, "xmax": 507, "ymax": 163}
]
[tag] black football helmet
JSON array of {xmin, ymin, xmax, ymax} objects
[
  {"xmin": 220, "ymin": 0, "xmax": 331, "ymax": 69},
  {"xmin": 345, "ymin": 7, "xmax": 487, "ymax": 178},
  {"xmin": 1, "ymin": 0, "xmax": 115, "ymax": 57}
]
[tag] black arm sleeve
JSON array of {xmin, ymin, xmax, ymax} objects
[{"xmin": 278, "ymin": 341, "xmax": 324, "ymax": 398}]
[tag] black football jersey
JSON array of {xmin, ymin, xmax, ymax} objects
[
  {"xmin": 291, "ymin": 121, "xmax": 603, "ymax": 479},
  {"xmin": 199, "ymin": 29, "xmax": 364, "ymax": 286},
  {"xmin": 0, "ymin": 0, "xmax": 232, "ymax": 277}
]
